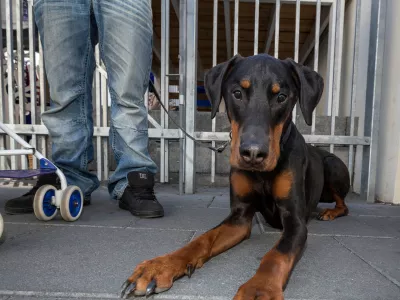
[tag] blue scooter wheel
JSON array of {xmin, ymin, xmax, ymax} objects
[
  {"xmin": 33, "ymin": 185, "xmax": 58, "ymax": 221},
  {"xmin": 60, "ymin": 186, "xmax": 83, "ymax": 222}
]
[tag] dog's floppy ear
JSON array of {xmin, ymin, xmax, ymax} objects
[
  {"xmin": 285, "ymin": 58, "xmax": 324, "ymax": 126},
  {"xmin": 204, "ymin": 54, "xmax": 243, "ymax": 119}
]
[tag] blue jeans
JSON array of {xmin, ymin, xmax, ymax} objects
[{"xmin": 34, "ymin": 0, "xmax": 157, "ymax": 200}]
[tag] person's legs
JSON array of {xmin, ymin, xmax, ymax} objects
[
  {"xmin": 5, "ymin": 0, "xmax": 98, "ymax": 214},
  {"xmin": 93, "ymin": 0, "xmax": 163, "ymax": 217}
]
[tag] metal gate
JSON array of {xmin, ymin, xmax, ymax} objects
[{"xmin": 0, "ymin": 0, "xmax": 385, "ymax": 202}]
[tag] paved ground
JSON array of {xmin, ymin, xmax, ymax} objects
[{"xmin": 0, "ymin": 182, "xmax": 400, "ymax": 300}]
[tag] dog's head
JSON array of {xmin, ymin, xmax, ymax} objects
[{"xmin": 205, "ymin": 54, "xmax": 324, "ymax": 172}]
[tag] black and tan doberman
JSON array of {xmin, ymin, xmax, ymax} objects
[{"xmin": 120, "ymin": 54, "xmax": 350, "ymax": 299}]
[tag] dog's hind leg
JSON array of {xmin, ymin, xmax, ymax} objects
[{"xmin": 317, "ymin": 152, "xmax": 350, "ymax": 221}]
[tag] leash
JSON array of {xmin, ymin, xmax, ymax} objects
[{"xmin": 148, "ymin": 80, "xmax": 231, "ymax": 153}]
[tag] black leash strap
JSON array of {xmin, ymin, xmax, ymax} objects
[{"xmin": 148, "ymin": 80, "xmax": 231, "ymax": 153}]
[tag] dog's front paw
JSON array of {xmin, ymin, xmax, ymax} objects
[
  {"xmin": 233, "ymin": 275, "xmax": 284, "ymax": 300},
  {"xmin": 120, "ymin": 254, "xmax": 193, "ymax": 298}
]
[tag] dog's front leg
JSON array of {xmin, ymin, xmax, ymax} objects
[
  {"xmin": 120, "ymin": 202, "xmax": 255, "ymax": 298},
  {"xmin": 234, "ymin": 180, "xmax": 307, "ymax": 300}
]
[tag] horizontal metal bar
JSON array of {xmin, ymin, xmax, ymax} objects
[
  {"xmin": 193, "ymin": 132, "xmax": 371, "ymax": 145},
  {"xmin": 166, "ymin": 74, "xmax": 181, "ymax": 77},
  {"xmin": 0, "ymin": 125, "xmax": 181, "ymax": 139},
  {"xmin": 0, "ymin": 149, "xmax": 35, "ymax": 156},
  {"xmin": 222, "ymin": 0, "xmax": 333, "ymax": 4}
]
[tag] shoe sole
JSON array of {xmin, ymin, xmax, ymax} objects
[
  {"xmin": 5, "ymin": 207, "xmax": 33, "ymax": 215},
  {"xmin": 118, "ymin": 201, "xmax": 164, "ymax": 218}
]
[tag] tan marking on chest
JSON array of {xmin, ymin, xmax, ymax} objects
[
  {"xmin": 272, "ymin": 170, "xmax": 293, "ymax": 199},
  {"xmin": 231, "ymin": 171, "xmax": 253, "ymax": 197}
]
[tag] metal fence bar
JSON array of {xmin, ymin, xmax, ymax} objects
[
  {"xmin": 348, "ymin": 0, "xmax": 360, "ymax": 186},
  {"xmin": 160, "ymin": 0, "xmax": 166, "ymax": 183},
  {"xmin": 0, "ymin": 0, "xmax": 6, "ymax": 170},
  {"xmin": 1, "ymin": 124, "xmax": 181, "ymax": 139},
  {"xmin": 234, "ymin": 0, "xmax": 239, "ymax": 55},
  {"xmin": 101, "ymin": 71, "xmax": 108, "ymax": 180},
  {"xmin": 330, "ymin": 0, "xmax": 344, "ymax": 153},
  {"xmin": 160, "ymin": 0, "xmax": 170, "ymax": 183},
  {"xmin": 325, "ymin": 0, "xmax": 336, "ymax": 139},
  {"xmin": 178, "ymin": 0, "xmax": 187, "ymax": 195},
  {"xmin": 28, "ymin": 0, "xmax": 37, "ymax": 170},
  {"xmin": 292, "ymin": 0, "xmax": 300, "ymax": 124},
  {"xmin": 229, "ymin": 0, "xmax": 332, "ymax": 3},
  {"xmin": 16, "ymin": 0, "xmax": 25, "ymax": 134},
  {"xmin": 254, "ymin": 0, "xmax": 260, "ymax": 55},
  {"xmin": 274, "ymin": 0, "xmax": 280, "ymax": 58},
  {"xmin": 311, "ymin": 0, "xmax": 321, "ymax": 134},
  {"xmin": 193, "ymin": 131, "xmax": 370, "ymax": 146},
  {"xmin": 164, "ymin": 4, "xmax": 170, "ymax": 185},
  {"xmin": 211, "ymin": 0, "xmax": 218, "ymax": 184},
  {"xmin": 95, "ymin": 46, "xmax": 102, "ymax": 180},
  {"xmin": 363, "ymin": 0, "xmax": 386, "ymax": 203},
  {"xmin": 6, "ymin": 0, "xmax": 16, "ymax": 169},
  {"xmin": 184, "ymin": 0, "xmax": 198, "ymax": 194},
  {"xmin": 16, "ymin": 0, "xmax": 26, "ymax": 170},
  {"xmin": 38, "ymin": 35, "xmax": 47, "ymax": 158}
]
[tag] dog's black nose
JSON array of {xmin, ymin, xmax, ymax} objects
[{"xmin": 239, "ymin": 144, "xmax": 267, "ymax": 164}]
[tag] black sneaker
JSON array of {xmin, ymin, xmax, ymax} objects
[
  {"xmin": 4, "ymin": 173, "xmax": 91, "ymax": 215},
  {"xmin": 119, "ymin": 171, "xmax": 164, "ymax": 218}
]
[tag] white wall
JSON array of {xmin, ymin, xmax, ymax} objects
[{"xmin": 375, "ymin": 0, "xmax": 400, "ymax": 204}]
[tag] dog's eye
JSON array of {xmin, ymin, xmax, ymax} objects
[
  {"xmin": 233, "ymin": 90, "xmax": 242, "ymax": 100},
  {"xmin": 277, "ymin": 93, "xmax": 287, "ymax": 103}
]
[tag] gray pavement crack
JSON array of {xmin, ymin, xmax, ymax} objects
[
  {"xmin": 187, "ymin": 230, "xmax": 197, "ymax": 243},
  {"xmin": 332, "ymin": 236, "xmax": 400, "ymax": 289},
  {"xmin": 207, "ymin": 196, "xmax": 216, "ymax": 208}
]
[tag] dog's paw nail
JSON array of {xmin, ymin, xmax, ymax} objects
[
  {"xmin": 187, "ymin": 264, "xmax": 194, "ymax": 278},
  {"xmin": 145, "ymin": 279, "xmax": 157, "ymax": 296},
  {"xmin": 120, "ymin": 281, "xmax": 136, "ymax": 298}
]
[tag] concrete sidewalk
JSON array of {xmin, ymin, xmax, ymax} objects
[{"xmin": 0, "ymin": 183, "xmax": 399, "ymax": 300}]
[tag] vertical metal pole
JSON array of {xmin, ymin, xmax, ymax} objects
[
  {"xmin": 330, "ymin": 0, "xmax": 345, "ymax": 153},
  {"xmin": 39, "ymin": 35, "xmax": 47, "ymax": 158},
  {"xmin": 160, "ymin": 0, "xmax": 166, "ymax": 183},
  {"xmin": 292, "ymin": 0, "xmax": 300, "ymax": 124},
  {"xmin": 274, "ymin": 0, "xmax": 280, "ymax": 58},
  {"xmin": 164, "ymin": 4, "xmax": 170, "ymax": 184},
  {"xmin": 254, "ymin": 0, "xmax": 260, "ymax": 55},
  {"xmin": 95, "ymin": 46, "xmax": 101, "ymax": 180},
  {"xmin": 6, "ymin": 0, "xmax": 16, "ymax": 169},
  {"xmin": 211, "ymin": 0, "xmax": 218, "ymax": 184},
  {"xmin": 348, "ymin": 0, "xmax": 361, "ymax": 187},
  {"xmin": 101, "ymin": 73, "xmax": 108, "ymax": 180},
  {"xmin": 16, "ymin": 0, "xmax": 25, "ymax": 126},
  {"xmin": 160, "ymin": 0, "xmax": 170, "ymax": 183},
  {"xmin": 362, "ymin": 0, "xmax": 386, "ymax": 203},
  {"xmin": 184, "ymin": 0, "xmax": 198, "ymax": 194},
  {"xmin": 16, "ymin": 0, "xmax": 27, "ymax": 169},
  {"xmin": 325, "ymin": 1, "xmax": 336, "ymax": 146},
  {"xmin": 0, "ymin": 0, "xmax": 5, "ymax": 169},
  {"xmin": 28, "ymin": 0, "xmax": 37, "ymax": 169},
  {"xmin": 179, "ymin": 0, "xmax": 187, "ymax": 195},
  {"xmin": 233, "ymin": 0, "xmax": 239, "ymax": 55},
  {"xmin": 312, "ymin": 0, "xmax": 321, "ymax": 135}
]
